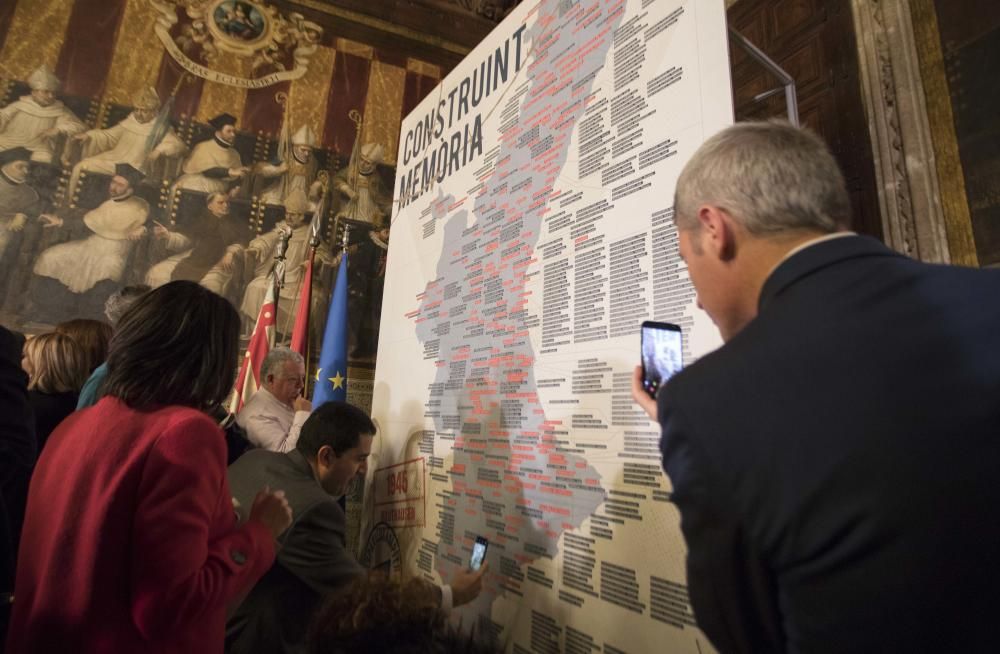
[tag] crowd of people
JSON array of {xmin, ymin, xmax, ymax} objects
[
  {"xmin": 0, "ymin": 280, "xmax": 490, "ymax": 654},
  {"xmin": 0, "ymin": 120, "xmax": 998, "ymax": 654}
]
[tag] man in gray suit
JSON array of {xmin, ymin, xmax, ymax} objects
[{"xmin": 226, "ymin": 401, "xmax": 486, "ymax": 654}]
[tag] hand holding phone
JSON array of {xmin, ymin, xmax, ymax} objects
[
  {"xmin": 641, "ymin": 321, "xmax": 683, "ymax": 399},
  {"xmin": 470, "ymin": 535, "xmax": 488, "ymax": 571}
]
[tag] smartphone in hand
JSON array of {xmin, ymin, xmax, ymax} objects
[
  {"xmin": 470, "ymin": 535, "xmax": 489, "ymax": 571},
  {"xmin": 641, "ymin": 321, "xmax": 683, "ymax": 399}
]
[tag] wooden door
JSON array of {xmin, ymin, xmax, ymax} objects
[{"xmin": 727, "ymin": 0, "xmax": 883, "ymax": 240}]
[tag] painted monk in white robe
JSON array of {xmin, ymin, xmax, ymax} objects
[
  {"xmin": 171, "ymin": 112, "xmax": 247, "ymax": 197},
  {"xmin": 0, "ymin": 65, "xmax": 85, "ymax": 164},
  {"xmin": 30, "ymin": 164, "xmax": 148, "ymax": 322},
  {"xmin": 66, "ymin": 86, "xmax": 186, "ymax": 201}
]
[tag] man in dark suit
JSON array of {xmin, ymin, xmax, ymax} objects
[
  {"xmin": 631, "ymin": 121, "xmax": 1000, "ymax": 653},
  {"xmin": 0, "ymin": 326, "xmax": 34, "ymax": 649},
  {"xmin": 226, "ymin": 401, "xmax": 486, "ymax": 654}
]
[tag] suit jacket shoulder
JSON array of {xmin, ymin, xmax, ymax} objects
[
  {"xmin": 227, "ymin": 449, "xmax": 362, "ymax": 596},
  {"xmin": 658, "ymin": 235, "xmax": 1000, "ymax": 652},
  {"xmin": 229, "ymin": 449, "xmax": 326, "ymax": 520}
]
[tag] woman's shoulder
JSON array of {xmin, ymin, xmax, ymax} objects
[
  {"xmin": 91, "ymin": 398, "xmax": 220, "ymax": 433},
  {"xmin": 150, "ymin": 404, "xmax": 224, "ymax": 436}
]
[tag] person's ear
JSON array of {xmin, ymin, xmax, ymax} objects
[
  {"xmin": 317, "ymin": 445, "xmax": 336, "ymax": 466},
  {"xmin": 696, "ymin": 204, "xmax": 737, "ymax": 262}
]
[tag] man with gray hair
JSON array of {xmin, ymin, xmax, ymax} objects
[
  {"xmin": 102, "ymin": 284, "xmax": 153, "ymax": 326},
  {"xmin": 631, "ymin": 121, "xmax": 1000, "ymax": 652},
  {"xmin": 237, "ymin": 347, "xmax": 312, "ymax": 452}
]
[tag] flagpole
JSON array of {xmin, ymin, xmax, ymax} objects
[
  {"xmin": 270, "ymin": 226, "xmax": 292, "ymax": 347},
  {"xmin": 312, "ymin": 224, "xmax": 351, "ymax": 408},
  {"xmin": 346, "ymin": 110, "xmax": 363, "ymax": 222},
  {"xmin": 339, "ymin": 221, "xmax": 349, "ymax": 365},
  {"xmin": 295, "ymin": 238, "xmax": 317, "ymax": 396},
  {"xmin": 229, "ymin": 269, "xmax": 279, "ymax": 414},
  {"xmin": 290, "ymin": 186, "xmax": 329, "ymax": 394},
  {"xmin": 275, "ymin": 91, "xmax": 292, "ymax": 201}
]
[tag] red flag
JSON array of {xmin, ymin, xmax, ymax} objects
[
  {"xmin": 229, "ymin": 274, "xmax": 277, "ymax": 414},
  {"xmin": 289, "ymin": 249, "xmax": 315, "ymax": 356},
  {"xmin": 289, "ymin": 190, "xmax": 327, "ymax": 358}
]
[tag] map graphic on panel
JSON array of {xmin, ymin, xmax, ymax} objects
[{"xmin": 369, "ymin": 1, "xmax": 732, "ymax": 651}]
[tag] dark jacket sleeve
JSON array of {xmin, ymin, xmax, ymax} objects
[
  {"xmin": 277, "ymin": 500, "xmax": 363, "ymax": 596},
  {"xmin": 0, "ymin": 326, "xmax": 34, "ymax": 590},
  {"xmin": 0, "ymin": 327, "xmax": 34, "ymax": 484},
  {"xmin": 659, "ymin": 398, "xmax": 785, "ymax": 654}
]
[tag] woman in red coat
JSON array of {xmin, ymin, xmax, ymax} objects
[{"xmin": 6, "ymin": 281, "xmax": 292, "ymax": 653}]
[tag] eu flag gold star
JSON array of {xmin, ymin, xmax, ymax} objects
[
  {"xmin": 314, "ymin": 367, "xmax": 322, "ymax": 382},
  {"xmin": 329, "ymin": 371, "xmax": 345, "ymax": 389}
]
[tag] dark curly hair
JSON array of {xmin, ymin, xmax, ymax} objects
[{"xmin": 306, "ymin": 576, "xmax": 499, "ymax": 654}]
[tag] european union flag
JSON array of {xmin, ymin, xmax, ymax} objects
[{"xmin": 313, "ymin": 251, "xmax": 349, "ymax": 405}]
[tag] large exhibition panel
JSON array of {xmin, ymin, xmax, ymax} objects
[{"xmin": 368, "ymin": 0, "xmax": 733, "ymax": 651}]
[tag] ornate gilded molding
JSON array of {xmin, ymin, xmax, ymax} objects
[
  {"xmin": 292, "ymin": 0, "xmax": 472, "ymax": 56},
  {"xmin": 908, "ymin": 0, "xmax": 979, "ymax": 267},
  {"xmin": 150, "ymin": 0, "xmax": 325, "ymax": 88},
  {"xmin": 447, "ymin": 0, "xmax": 520, "ymax": 21},
  {"xmin": 850, "ymin": 0, "xmax": 951, "ymax": 263}
]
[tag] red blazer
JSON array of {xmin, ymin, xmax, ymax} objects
[{"xmin": 6, "ymin": 398, "xmax": 275, "ymax": 654}]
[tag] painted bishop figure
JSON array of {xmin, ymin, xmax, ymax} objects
[
  {"xmin": 257, "ymin": 125, "xmax": 326, "ymax": 207},
  {"xmin": 333, "ymin": 142, "xmax": 390, "ymax": 227}
]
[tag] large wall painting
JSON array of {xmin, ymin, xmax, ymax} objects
[{"xmin": 0, "ymin": 0, "xmax": 445, "ymax": 368}]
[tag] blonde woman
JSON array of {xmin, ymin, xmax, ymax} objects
[
  {"xmin": 21, "ymin": 332, "xmax": 89, "ymax": 451},
  {"xmin": 5, "ymin": 332, "xmax": 89, "ymax": 577}
]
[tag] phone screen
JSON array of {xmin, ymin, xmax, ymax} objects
[
  {"xmin": 641, "ymin": 321, "xmax": 683, "ymax": 399},
  {"xmin": 470, "ymin": 537, "xmax": 488, "ymax": 571}
]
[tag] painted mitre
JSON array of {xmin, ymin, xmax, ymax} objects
[
  {"xmin": 292, "ymin": 125, "xmax": 317, "ymax": 148},
  {"xmin": 28, "ymin": 65, "xmax": 60, "ymax": 92},
  {"xmin": 133, "ymin": 86, "xmax": 160, "ymax": 111},
  {"xmin": 284, "ymin": 188, "xmax": 311, "ymax": 216},
  {"xmin": 360, "ymin": 143, "xmax": 384, "ymax": 165}
]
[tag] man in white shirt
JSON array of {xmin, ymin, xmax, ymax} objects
[{"xmin": 236, "ymin": 347, "xmax": 311, "ymax": 451}]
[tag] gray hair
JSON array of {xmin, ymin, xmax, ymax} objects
[
  {"xmin": 104, "ymin": 285, "xmax": 151, "ymax": 326},
  {"xmin": 674, "ymin": 121, "xmax": 850, "ymax": 236},
  {"xmin": 262, "ymin": 347, "xmax": 304, "ymax": 380}
]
